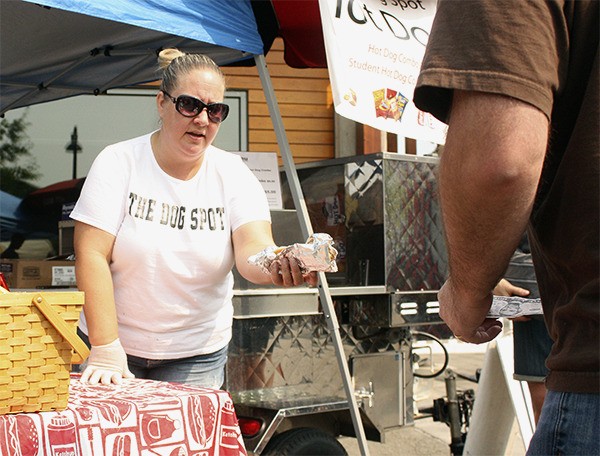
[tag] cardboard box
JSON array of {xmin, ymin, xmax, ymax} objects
[{"xmin": 0, "ymin": 259, "xmax": 76, "ymax": 289}]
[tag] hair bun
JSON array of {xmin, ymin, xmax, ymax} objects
[{"xmin": 157, "ymin": 48, "xmax": 185, "ymax": 70}]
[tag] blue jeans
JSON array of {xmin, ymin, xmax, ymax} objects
[
  {"xmin": 76, "ymin": 329, "xmax": 227, "ymax": 389},
  {"xmin": 127, "ymin": 346, "xmax": 228, "ymax": 389},
  {"xmin": 513, "ymin": 318, "xmax": 553, "ymax": 382},
  {"xmin": 527, "ymin": 390, "xmax": 600, "ymax": 455}
]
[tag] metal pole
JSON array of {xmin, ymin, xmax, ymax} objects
[
  {"xmin": 72, "ymin": 127, "xmax": 77, "ymax": 179},
  {"xmin": 66, "ymin": 126, "xmax": 81, "ymax": 179},
  {"xmin": 445, "ymin": 369, "xmax": 464, "ymax": 455},
  {"xmin": 254, "ymin": 54, "xmax": 370, "ymax": 456}
]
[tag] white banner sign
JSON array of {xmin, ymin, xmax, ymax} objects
[{"xmin": 318, "ymin": 0, "xmax": 447, "ymax": 144}]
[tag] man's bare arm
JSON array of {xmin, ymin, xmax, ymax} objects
[{"xmin": 438, "ymin": 90, "xmax": 548, "ymax": 342}]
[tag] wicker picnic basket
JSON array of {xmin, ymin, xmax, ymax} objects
[{"xmin": 0, "ymin": 289, "xmax": 89, "ymax": 414}]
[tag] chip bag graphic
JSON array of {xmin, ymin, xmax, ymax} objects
[{"xmin": 373, "ymin": 88, "xmax": 409, "ymax": 121}]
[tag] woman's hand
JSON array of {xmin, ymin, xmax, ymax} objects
[
  {"xmin": 269, "ymin": 256, "xmax": 318, "ymax": 287},
  {"xmin": 80, "ymin": 338, "xmax": 134, "ymax": 385}
]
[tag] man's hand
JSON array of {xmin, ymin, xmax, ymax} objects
[
  {"xmin": 493, "ymin": 278, "xmax": 530, "ymax": 298},
  {"xmin": 80, "ymin": 338, "xmax": 134, "ymax": 385},
  {"xmin": 438, "ymin": 279, "xmax": 503, "ymax": 344}
]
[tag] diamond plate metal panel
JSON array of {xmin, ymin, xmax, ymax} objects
[
  {"xmin": 227, "ymin": 315, "xmax": 408, "ymax": 395},
  {"xmin": 279, "ymin": 154, "xmax": 447, "ymax": 326},
  {"xmin": 384, "ymin": 158, "xmax": 448, "ymax": 290}
]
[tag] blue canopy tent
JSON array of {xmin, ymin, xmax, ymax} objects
[
  {"xmin": 0, "ymin": 1, "xmax": 369, "ymax": 453},
  {"xmin": 0, "ymin": 0, "xmax": 268, "ymax": 114}
]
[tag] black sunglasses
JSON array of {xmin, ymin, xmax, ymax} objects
[{"xmin": 162, "ymin": 90, "xmax": 229, "ymax": 123}]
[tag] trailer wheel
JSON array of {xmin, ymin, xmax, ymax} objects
[{"xmin": 262, "ymin": 427, "xmax": 348, "ymax": 455}]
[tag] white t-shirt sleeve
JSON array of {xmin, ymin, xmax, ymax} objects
[
  {"xmin": 223, "ymin": 153, "xmax": 271, "ymax": 231},
  {"xmin": 70, "ymin": 146, "xmax": 129, "ymax": 235}
]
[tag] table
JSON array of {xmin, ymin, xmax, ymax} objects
[{"xmin": 0, "ymin": 375, "xmax": 247, "ymax": 456}]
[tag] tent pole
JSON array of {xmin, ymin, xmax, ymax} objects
[{"xmin": 254, "ymin": 53, "xmax": 370, "ymax": 456}]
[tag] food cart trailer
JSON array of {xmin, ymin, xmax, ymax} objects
[{"xmin": 227, "ymin": 153, "xmax": 448, "ymax": 453}]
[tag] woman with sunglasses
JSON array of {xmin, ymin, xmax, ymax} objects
[{"xmin": 70, "ymin": 48, "xmax": 317, "ymax": 386}]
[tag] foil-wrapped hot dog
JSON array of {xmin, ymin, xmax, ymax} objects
[{"xmin": 248, "ymin": 233, "xmax": 338, "ymax": 274}]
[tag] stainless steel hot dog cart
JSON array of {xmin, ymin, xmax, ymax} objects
[{"xmin": 226, "ymin": 153, "xmax": 448, "ymax": 454}]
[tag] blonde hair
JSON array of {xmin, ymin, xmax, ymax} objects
[{"xmin": 157, "ymin": 48, "xmax": 226, "ymax": 92}]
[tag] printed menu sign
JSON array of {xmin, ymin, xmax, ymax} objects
[{"xmin": 232, "ymin": 151, "xmax": 283, "ymax": 209}]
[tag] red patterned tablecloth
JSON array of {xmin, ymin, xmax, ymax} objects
[{"xmin": 0, "ymin": 375, "xmax": 247, "ymax": 456}]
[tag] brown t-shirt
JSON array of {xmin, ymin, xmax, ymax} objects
[{"xmin": 414, "ymin": 0, "xmax": 599, "ymax": 393}]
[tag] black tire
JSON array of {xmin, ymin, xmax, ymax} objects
[{"xmin": 262, "ymin": 427, "xmax": 348, "ymax": 456}]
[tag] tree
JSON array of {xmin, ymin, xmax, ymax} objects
[{"xmin": 0, "ymin": 112, "xmax": 40, "ymax": 197}]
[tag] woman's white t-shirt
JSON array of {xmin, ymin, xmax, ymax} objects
[{"xmin": 70, "ymin": 132, "xmax": 270, "ymax": 359}]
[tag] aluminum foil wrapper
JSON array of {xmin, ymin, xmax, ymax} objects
[
  {"xmin": 248, "ymin": 233, "xmax": 338, "ymax": 274},
  {"xmin": 487, "ymin": 296, "xmax": 543, "ymax": 318}
]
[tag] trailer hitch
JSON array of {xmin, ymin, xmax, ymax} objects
[{"xmin": 430, "ymin": 369, "xmax": 476, "ymax": 456}]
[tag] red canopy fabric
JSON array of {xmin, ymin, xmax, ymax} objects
[
  {"xmin": 27, "ymin": 178, "xmax": 85, "ymax": 198},
  {"xmin": 271, "ymin": 0, "xmax": 327, "ymax": 68}
]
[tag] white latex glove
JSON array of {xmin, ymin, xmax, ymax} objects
[{"xmin": 80, "ymin": 338, "xmax": 135, "ymax": 385}]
